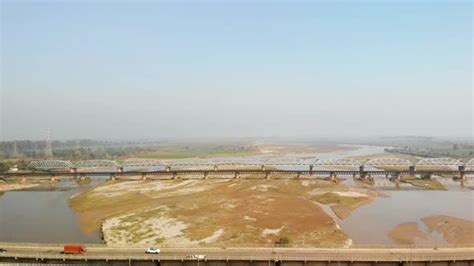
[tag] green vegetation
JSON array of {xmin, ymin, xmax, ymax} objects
[
  {"xmin": 402, "ymin": 178, "xmax": 446, "ymax": 190},
  {"xmin": 137, "ymin": 145, "xmax": 256, "ymax": 159},
  {"xmin": 382, "ymin": 137, "xmax": 474, "ymax": 158},
  {"xmin": 0, "ymin": 161, "xmax": 11, "ymax": 172},
  {"xmin": 0, "ymin": 139, "xmax": 257, "ymax": 161}
]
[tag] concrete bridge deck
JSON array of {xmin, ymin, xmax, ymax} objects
[{"xmin": 0, "ymin": 244, "xmax": 473, "ymax": 264}]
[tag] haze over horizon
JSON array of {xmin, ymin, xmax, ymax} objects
[{"xmin": 1, "ymin": 1, "xmax": 472, "ymax": 141}]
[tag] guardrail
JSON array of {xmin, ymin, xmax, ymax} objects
[
  {"xmin": 1, "ymin": 243, "xmax": 473, "ymax": 262},
  {"xmin": 1, "ymin": 250, "xmax": 474, "ymax": 262},
  {"xmin": 1, "ymin": 242, "xmax": 474, "ymax": 249}
]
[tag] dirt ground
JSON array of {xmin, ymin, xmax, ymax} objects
[
  {"xmin": 388, "ymin": 215, "xmax": 474, "ymax": 245},
  {"xmin": 69, "ymin": 178, "xmax": 372, "ymax": 247},
  {"xmin": 388, "ymin": 222, "xmax": 428, "ymax": 245},
  {"xmin": 421, "ymin": 215, "xmax": 474, "ymax": 245},
  {"xmin": 309, "ymin": 191, "xmax": 376, "ymax": 219}
]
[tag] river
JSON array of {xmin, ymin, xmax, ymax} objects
[
  {"xmin": 0, "ymin": 178, "xmax": 103, "ymax": 243},
  {"xmin": 0, "ymin": 145, "xmax": 473, "ymax": 245}
]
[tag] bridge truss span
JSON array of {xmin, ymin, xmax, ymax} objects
[
  {"xmin": 416, "ymin": 158, "xmax": 463, "ymax": 169},
  {"xmin": 28, "ymin": 160, "xmax": 73, "ymax": 170},
  {"xmin": 122, "ymin": 159, "xmax": 164, "ymax": 168},
  {"xmin": 74, "ymin": 160, "xmax": 119, "ymax": 169},
  {"xmin": 364, "ymin": 158, "xmax": 413, "ymax": 170}
]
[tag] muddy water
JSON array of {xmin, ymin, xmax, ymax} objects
[
  {"xmin": 0, "ymin": 178, "xmax": 104, "ymax": 243},
  {"xmin": 332, "ymin": 190, "xmax": 474, "ymax": 245}
]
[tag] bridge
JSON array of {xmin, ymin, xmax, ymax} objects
[
  {"xmin": 24, "ymin": 157, "xmax": 474, "ymax": 171},
  {"xmin": 0, "ymin": 243, "xmax": 473, "ymax": 265},
  {"xmin": 1, "ymin": 158, "xmax": 473, "ymax": 182}
]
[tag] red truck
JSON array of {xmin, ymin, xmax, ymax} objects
[{"xmin": 63, "ymin": 244, "xmax": 86, "ymax": 254}]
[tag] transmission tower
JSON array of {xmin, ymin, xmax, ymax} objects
[
  {"xmin": 44, "ymin": 128, "xmax": 53, "ymax": 159},
  {"xmin": 11, "ymin": 141, "xmax": 18, "ymax": 158}
]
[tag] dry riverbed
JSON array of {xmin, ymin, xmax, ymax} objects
[{"xmin": 69, "ymin": 178, "xmax": 375, "ymax": 247}]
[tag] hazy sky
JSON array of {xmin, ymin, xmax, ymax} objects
[{"xmin": 1, "ymin": 1, "xmax": 472, "ymax": 141}]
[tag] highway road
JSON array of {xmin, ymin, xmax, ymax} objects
[{"xmin": 1, "ymin": 243, "xmax": 473, "ymax": 262}]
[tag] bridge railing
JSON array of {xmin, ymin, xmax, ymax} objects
[
  {"xmin": 1, "ymin": 241, "xmax": 473, "ymax": 249},
  {"xmin": 1, "ymin": 249, "xmax": 473, "ymax": 262}
]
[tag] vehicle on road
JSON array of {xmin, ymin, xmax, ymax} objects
[
  {"xmin": 0, "ymin": 248, "xmax": 7, "ymax": 253},
  {"xmin": 63, "ymin": 244, "xmax": 86, "ymax": 255},
  {"xmin": 145, "ymin": 247, "xmax": 161, "ymax": 254},
  {"xmin": 187, "ymin": 254, "xmax": 206, "ymax": 259}
]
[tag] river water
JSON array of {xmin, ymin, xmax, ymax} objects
[
  {"xmin": 0, "ymin": 145, "xmax": 473, "ymax": 245},
  {"xmin": 0, "ymin": 178, "xmax": 103, "ymax": 243},
  {"xmin": 333, "ymin": 190, "xmax": 474, "ymax": 245}
]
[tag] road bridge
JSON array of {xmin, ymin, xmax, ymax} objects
[{"xmin": 0, "ymin": 243, "xmax": 473, "ymax": 265}]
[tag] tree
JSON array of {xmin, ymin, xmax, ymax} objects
[{"xmin": 0, "ymin": 161, "xmax": 11, "ymax": 172}]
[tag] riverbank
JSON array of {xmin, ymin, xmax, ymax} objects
[{"xmin": 0, "ymin": 181, "xmax": 39, "ymax": 192}]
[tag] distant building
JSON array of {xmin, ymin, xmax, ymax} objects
[{"xmin": 8, "ymin": 165, "xmax": 18, "ymax": 172}]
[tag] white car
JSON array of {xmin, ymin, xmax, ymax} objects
[{"xmin": 145, "ymin": 247, "xmax": 161, "ymax": 254}]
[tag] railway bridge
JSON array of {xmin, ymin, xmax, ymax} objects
[{"xmin": 1, "ymin": 158, "xmax": 473, "ymax": 183}]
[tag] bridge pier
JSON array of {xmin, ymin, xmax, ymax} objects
[
  {"xmin": 459, "ymin": 165, "xmax": 466, "ymax": 180},
  {"xmin": 141, "ymin": 173, "xmax": 147, "ymax": 181},
  {"xmin": 166, "ymin": 166, "xmax": 171, "ymax": 172},
  {"xmin": 359, "ymin": 166, "xmax": 366, "ymax": 179},
  {"xmin": 204, "ymin": 171, "xmax": 209, "ymax": 179},
  {"xmin": 330, "ymin": 172, "xmax": 337, "ymax": 182},
  {"xmin": 70, "ymin": 167, "xmax": 78, "ymax": 178},
  {"xmin": 117, "ymin": 167, "xmax": 124, "ymax": 175},
  {"xmin": 79, "ymin": 174, "xmax": 86, "ymax": 181},
  {"xmin": 295, "ymin": 172, "xmax": 301, "ymax": 179},
  {"xmin": 172, "ymin": 172, "xmax": 178, "ymax": 179},
  {"xmin": 261, "ymin": 165, "xmax": 266, "ymax": 171},
  {"xmin": 213, "ymin": 165, "xmax": 218, "ymax": 171},
  {"xmin": 421, "ymin": 172, "xmax": 432, "ymax": 179},
  {"xmin": 309, "ymin": 165, "xmax": 314, "ymax": 176},
  {"xmin": 109, "ymin": 174, "xmax": 116, "ymax": 181},
  {"xmin": 234, "ymin": 172, "xmax": 240, "ymax": 179},
  {"xmin": 409, "ymin": 165, "xmax": 416, "ymax": 177},
  {"xmin": 394, "ymin": 172, "xmax": 401, "ymax": 181},
  {"xmin": 265, "ymin": 171, "xmax": 271, "ymax": 179}
]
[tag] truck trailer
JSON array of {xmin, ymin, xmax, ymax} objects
[{"xmin": 63, "ymin": 244, "xmax": 86, "ymax": 254}]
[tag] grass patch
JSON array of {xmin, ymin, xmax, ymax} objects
[
  {"xmin": 136, "ymin": 145, "xmax": 256, "ymax": 159},
  {"xmin": 402, "ymin": 178, "xmax": 446, "ymax": 190}
]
